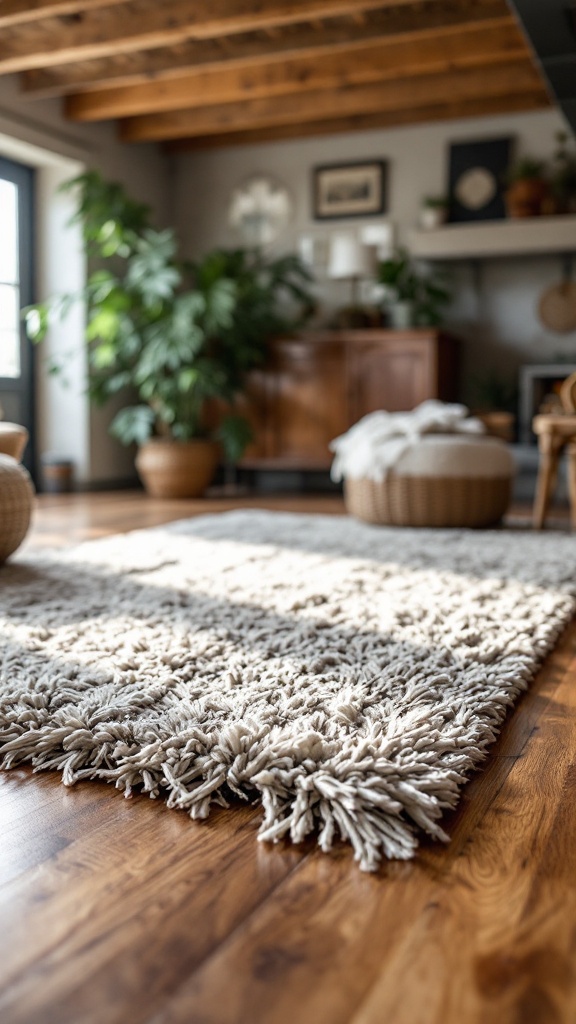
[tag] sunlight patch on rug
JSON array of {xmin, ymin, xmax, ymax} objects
[{"xmin": 1, "ymin": 511, "xmax": 575, "ymax": 871}]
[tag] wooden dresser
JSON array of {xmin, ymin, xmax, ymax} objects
[{"xmin": 234, "ymin": 328, "xmax": 460, "ymax": 470}]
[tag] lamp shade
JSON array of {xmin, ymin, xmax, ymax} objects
[
  {"xmin": 328, "ymin": 233, "xmax": 371, "ymax": 279},
  {"xmin": 360, "ymin": 221, "xmax": 395, "ymax": 258}
]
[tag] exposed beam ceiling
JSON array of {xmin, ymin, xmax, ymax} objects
[
  {"xmin": 120, "ymin": 60, "xmax": 546, "ymax": 142},
  {"xmin": 66, "ymin": 21, "xmax": 528, "ymax": 122},
  {"xmin": 0, "ymin": 0, "xmax": 127, "ymax": 29},
  {"xmin": 21, "ymin": 1, "xmax": 512, "ymax": 97},
  {"xmin": 0, "ymin": 0, "xmax": 417, "ymax": 73},
  {"xmin": 164, "ymin": 93, "xmax": 550, "ymax": 151},
  {"xmin": 3, "ymin": 0, "xmax": 553, "ymax": 148}
]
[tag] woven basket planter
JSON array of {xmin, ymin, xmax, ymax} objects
[
  {"xmin": 345, "ymin": 474, "xmax": 513, "ymax": 528},
  {"xmin": 0, "ymin": 455, "xmax": 35, "ymax": 563}
]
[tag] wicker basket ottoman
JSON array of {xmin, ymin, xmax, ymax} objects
[
  {"xmin": 0, "ymin": 455, "xmax": 35, "ymax": 563},
  {"xmin": 0, "ymin": 422, "xmax": 29, "ymax": 462},
  {"xmin": 344, "ymin": 435, "xmax": 515, "ymax": 528}
]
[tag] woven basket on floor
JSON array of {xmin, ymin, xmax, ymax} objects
[
  {"xmin": 344, "ymin": 474, "xmax": 512, "ymax": 528},
  {"xmin": 0, "ymin": 455, "xmax": 35, "ymax": 563},
  {"xmin": 0, "ymin": 422, "xmax": 29, "ymax": 462}
]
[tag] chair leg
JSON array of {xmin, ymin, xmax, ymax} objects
[{"xmin": 533, "ymin": 432, "xmax": 561, "ymax": 529}]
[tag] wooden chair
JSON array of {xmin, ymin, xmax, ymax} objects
[{"xmin": 532, "ymin": 371, "xmax": 576, "ymax": 528}]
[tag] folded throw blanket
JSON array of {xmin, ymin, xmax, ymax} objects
[{"xmin": 330, "ymin": 400, "xmax": 485, "ymax": 482}]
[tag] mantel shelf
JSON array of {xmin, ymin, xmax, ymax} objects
[{"xmin": 408, "ymin": 215, "xmax": 576, "ymax": 261}]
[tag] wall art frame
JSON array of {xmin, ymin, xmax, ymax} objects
[
  {"xmin": 313, "ymin": 160, "xmax": 387, "ymax": 220},
  {"xmin": 447, "ymin": 137, "xmax": 514, "ymax": 223}
]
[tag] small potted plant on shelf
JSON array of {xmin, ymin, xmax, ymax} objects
[
  {"xmin": 377, "ymin": 249, "xmax": 451, "ymax": 329},
  {"xmin": 503, "ymin": 157, "xmax": 548, "ymax": 218},
  {"xmin": 25, "ymin": 171, "xmax": 314, "ymax": 498},
  {"xmin": 419, "ymin": 195, "xmax": 450, "ymax": 230},
  {"xmin": 547, "ymin": 131, "xmax": 576, "ymax": 215}
]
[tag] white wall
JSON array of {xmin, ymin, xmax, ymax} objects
[
  {"xmin": 35, "ymin": 163, "xmax": 89, "ymax": 479},
  {"xmin": 0, "ymin": 73, "xmax": 170, "ymax": 484},
  {"xmin": 172, "ymin": 107, "xmax": 576, "ymax": 408}
]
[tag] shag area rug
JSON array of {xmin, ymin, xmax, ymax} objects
[{"xmin": 1, "ymin": 511, "xmax": 575, "ymax": 871}]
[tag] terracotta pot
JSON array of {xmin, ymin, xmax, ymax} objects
[
  {"xmin": 474, "ymin": 410, "xmax": 515, "ymax": 444},
  {"xmin": 505, "ymin": 178, "xmax": 548, "ymax": 218},
  {"xmin": 135, "ymin": 438, "xmax": 219, "ymax": 498}
]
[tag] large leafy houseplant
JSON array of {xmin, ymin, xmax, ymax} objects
[{"xmin": 26, "ymin": 171, "xmax": 314, "ymax": 491}]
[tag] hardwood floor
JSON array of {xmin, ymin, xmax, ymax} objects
[{"xmin": 2, "ymin": 490, "xmax": 576, "ymax": 1024}]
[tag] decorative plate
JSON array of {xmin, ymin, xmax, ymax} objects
[
  {"xmin": 454, "ymin": 167, "xmax": 498, "ymax": 211},
  {"xmin": 447, "ymin": 137, "xmax": 512, "ymax": 222}
]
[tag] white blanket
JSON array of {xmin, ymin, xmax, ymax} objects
[{"xmin": 330, "ymin": 400, "xmax": 485, "ymax": 482}]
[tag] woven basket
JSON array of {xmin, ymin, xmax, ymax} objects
[
  {"xmin": 344, "ymin": 474, "xmax": 512, "ymax": 528},
  {"xmin": 0, "ymin": 456, "xmax": 35, "ymax": 563},
  {"xmin": 0, "ymin": 423, "xmax": 29, "ymax": 462}
]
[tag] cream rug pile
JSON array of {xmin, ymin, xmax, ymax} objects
[{"xmin": 1, "ymin": 511, "xmax": 575, "ymax": 871}]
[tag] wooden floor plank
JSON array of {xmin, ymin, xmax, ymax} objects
[
  {"xmin": 23, "ymin": 491, "xmax": 347, "ymax": 549},
  {"xmin": 136, "ymin": 625, "xmax": 576, "ymax": 1024},
  {"xmin": 0, "ymin": 795, "xmax": 306, "ymax": 1024},
  {"xmin": 352, "ymin": 641, "xmax": 576, "ymax": 1024},
  {"xmin": 0, "ymin": 491, "xmax": 574, "ymax": 1023}
]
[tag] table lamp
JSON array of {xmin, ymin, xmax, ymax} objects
[{"xmin": 328, "ymin": 232, "xmax": 372, "ymax": 327}]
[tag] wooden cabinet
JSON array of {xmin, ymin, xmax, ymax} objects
[
  {"xmin": 240, "ymin": 329, "xmax": 459, "ymax": 470},
  {"xmin": 266, "ymin": 336, "xmax": 348, "ymax": 467}
]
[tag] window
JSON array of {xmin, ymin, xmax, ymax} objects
[
  {"xmin": 0, "ymin": 156, "xmax": 35, "ymax": 472},
  {"xmin": 0, "ymin": 177, "xmax": 21, "ymax": 377}
]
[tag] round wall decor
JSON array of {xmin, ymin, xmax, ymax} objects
[
  {"xmin": 538, "ymin": 281, "xmax": 576, "ymax": 333},
  {"xmin": 454, "ymin": 167, "xmax": 498, "ymax": 211}
]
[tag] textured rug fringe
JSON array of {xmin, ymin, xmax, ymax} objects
[{"xmin": 0, "ymin": 683, "xmax": 548, "ymax": 872}]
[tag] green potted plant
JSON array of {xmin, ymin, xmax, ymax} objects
[
  {"xmin": 548, "ymin": 131, "xmax": 576, "ymax": 215},
  {"xmin": 503, "ymin": 157, "xmax": 548, "ymax": 218},
  {"xmin": 468, "ymin": 369, "xmax": 518, "ymax": 442},
  {"xmin": 419, "ymin": 195, "xmax": 450, "ymax": 230},
  {"xmin": 377, "ymin": 249, "xmax": 451, "ymax": 329},
  {"xmin": 25, "ymin": 171, "xmax": 314, "ymax": 497}
]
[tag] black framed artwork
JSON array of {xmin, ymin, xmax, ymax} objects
[
  {"xmin": 447, "ymin": 137, "xmax": 513, "ymax": 222},
  {"xmin": 313, "ymin": 160, "xmax": 387, "ymax": 220}
]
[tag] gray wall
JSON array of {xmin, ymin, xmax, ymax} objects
[
  {"xmin": 172, "ymin": 107, "xmax": 576, "ymax": 413},
  {"xmin": 1, "ymin": 71, "xmax": 574, "ymax": 479}
]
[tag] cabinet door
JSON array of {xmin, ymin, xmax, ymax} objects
[
  {"xmin": 348, "ymin": 338, "xmax": 435, "ymax": 422},
  {"xmin": 268, "ymin": 338, "xmax": 347, "ymax": 466}
]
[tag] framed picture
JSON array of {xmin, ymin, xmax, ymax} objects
[
  {"xmin": 313, "ymin": 160, "xmax": 387, "ymax": 220},
  {"xmin": 447, "ymin": 137, "xmax": 513, "ymax": 223}
]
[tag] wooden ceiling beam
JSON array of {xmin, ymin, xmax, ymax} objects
[
  {"xmin": 66, "ymin": 20, "xmax": 528, "ymax": 122},
  {"xmin": 0, "ymin": 0, "xmax": 126, "ymax": 29},
  {"xmin": 120, "ymin": 58, "xmax": 545, "ymax": 142},
  {"xmin": 21, "ymin": 1, "xmax": 511, "ymax": 97},
  {"xmin": 0, "ymin": 0, "xmax": 423, "ymax": 75},
  {"xmin": 164, "ymin": 91, "xmax": 550, "ymax": 151}
]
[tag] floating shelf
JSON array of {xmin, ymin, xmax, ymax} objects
[{"xmin": 408, "ymin": 215, "xmax": 576, "ymax": 261}]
